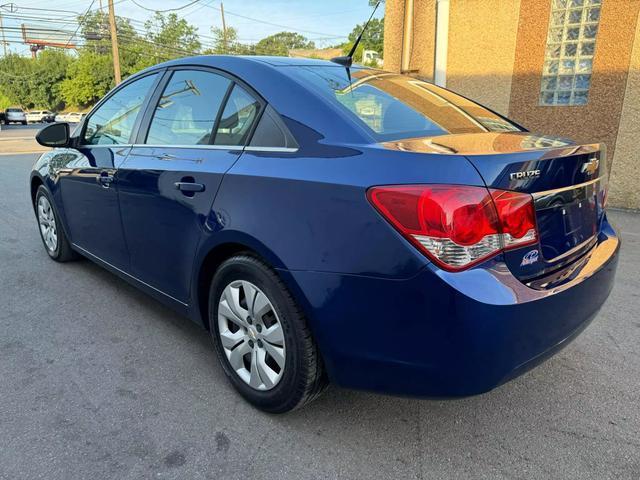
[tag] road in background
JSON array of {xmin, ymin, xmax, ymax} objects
[
  {"xmin": 1, "ymin": 147, "xmax": 639, "ymax": 479},
  {"xmin": 0, "ymin": 123, "xmax": 77, "ymax": 155}
]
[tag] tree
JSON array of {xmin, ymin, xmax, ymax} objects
[
  {"xmin": 144, "ymin": 12, "xmax": 201, "ymax": 59},
  {"xmin": 0, "ymin": 54, "xmax": 34, "ymax": 107},
  {"xmin": 80, "ymin": 10, "xmax": 140, "ymax": 56},
  {"xmin": 59, "ymin": 51, "xmax": 114, "ymax": 108},
  {"xmin": 207, "ymin": 26, "xmax": 254, "ymax": 55},
  {"xmin": 29, "ymin": 50, "xmax": 72, "ymax": 110},
  {"xmin": 342, "ymin": 17, "xmax": 384, "ymax": 60},
  {"xmin": 254, "ymin": 31, "xmax": 315, "ymax": 56},
  {"xmin": 78, "ymin": 11, "xmax": 152, "ymax": 76}
]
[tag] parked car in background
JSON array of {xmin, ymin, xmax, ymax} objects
[
  {"xmin": 55, "ymin": 112, "xmax": 85, "ymax": 123},
  {"xmin": 4, "ymin": 107, "xmax": 27, "ymax": 125},
  {"xmin": 30, "ymin": 56, "xmax": 619, "ymax": 413},
  {"xmin": 26, "ymin": 110, "xmax": 55, "ymax": 124}
]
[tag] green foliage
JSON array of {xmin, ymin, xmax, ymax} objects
[
  {"xmin": 254, "ymin": 31, "xmax": 315, "ymax": 56},
  {"xmin": 205, "ymin": 26, "xmax": 254, "ymax": 55},
  {"xmin": 29, "ymin": 50, "xmax": 72, "ymax": 110},
  {"xmin": 0, "ymin": 91, "xmax": 12, "ymax": 110},
  {"xmin": 0, "ymin": 7, "xmax": 382, "ymax": 112},
  {"xmin": 342, "ymin": 17, "xmax": 384, "ymax": 58},
  {"xmin": 144, "ymin": 12, "xmax": 201, "ymax": 58},
  {"xmin": 0, "ymin": 54, "xmax": 33, "ymax": 107},
  {"xmin": 59, "ymin": 51, "xmax": 114, "ymax": 108}
]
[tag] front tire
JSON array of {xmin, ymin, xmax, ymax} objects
[
  {"xmin": 209, "ymin": 255, "xmax": 327, "ymax": 413},
  {"xmin": 35, "ymin": 186, "xmax": 76, "ymax": 262}
]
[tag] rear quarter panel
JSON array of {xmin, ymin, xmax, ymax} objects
[{"xmin": 202, "ymin": 144, "xmax": 486, "ymax": 278}]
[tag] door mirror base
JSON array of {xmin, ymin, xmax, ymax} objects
[{"xmin": 36, "ymin": 122, "xmax": 70, "ymax": 148}]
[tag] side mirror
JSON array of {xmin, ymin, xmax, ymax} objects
[{"xmin": 36, "ymin": 122, "xmax": 70, "ymax": 148}]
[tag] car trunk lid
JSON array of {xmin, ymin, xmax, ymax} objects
[{"xmin": 381, "ymin": 132, "xmax": 608, "ymax": 281}]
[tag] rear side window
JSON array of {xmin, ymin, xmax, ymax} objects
[
  {"xmin": 83, "ymin": 73, "xmax": 157, "ymax": 145},
  {"xmin": 213, "ymin": 84, "xmax": 261, "ymax": 146},
  {"xmin": 249, "ymin": 105, "xmax": 298, "ymax": 149},
  {"xmin": 146, "ymin": 70, "xmax": 231, "ymax": 145}
]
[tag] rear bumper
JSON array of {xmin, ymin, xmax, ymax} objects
[{"xmin": 284, "ymin": 219, "xmax": 619, "ymax": 397}]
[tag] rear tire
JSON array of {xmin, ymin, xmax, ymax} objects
[
  {"xmin": 209, "ymin": 255, "xmax": 327, "ymax": 413},
  {"xmin": 35, "ymin": 186, "xmax": 77, "ymax": 262}
]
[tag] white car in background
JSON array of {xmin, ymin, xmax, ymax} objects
[
  {"xmin": 56, "ymin": 112, "xmax": 85, "ymax": 123},
  {"xmin": 26, "ymin": 110, "xmax": 55, "ymax": 123},
  {"xmin": 4, "ymin": 107, "xmax": 27, "ymax": 125}
]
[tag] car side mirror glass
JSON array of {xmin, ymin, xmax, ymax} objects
[{"xmin": 36, "ymin": 122, "xmax": 70, "ymax": 148}]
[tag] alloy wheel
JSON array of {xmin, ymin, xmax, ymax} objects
[
  {"xmin": 37, "ymin": 195, "xmax": 58, "ymax": 253},
  {"xmin": 217, "ymin": 280, "xmax": 286, "ymax": 391}
]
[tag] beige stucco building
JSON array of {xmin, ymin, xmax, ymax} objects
[{"xmin": 383, "ymin": 0, "xmax": 640, "ymax": 209}]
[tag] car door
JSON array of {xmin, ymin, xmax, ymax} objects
[
  {"xmin": 117, "ymin": 68, "xmax": 262, "ymax": 303},
  {"xmin": 59, "ymin": 72, "xmax": 161, "ymax": 270}
]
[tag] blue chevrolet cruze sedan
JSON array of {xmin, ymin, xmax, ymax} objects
[{"xmin": 31, "ymin": 56, "xmax": 619, "ymax": 412}]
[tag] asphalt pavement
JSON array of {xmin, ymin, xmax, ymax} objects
[{"xmin": 0, "ymin": 144, "xmax": 639, "ymax": 479}]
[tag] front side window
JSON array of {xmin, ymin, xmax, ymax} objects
[
  {"xmin": 83, "ymin": 74, "xmax": 157, "ymax": 145},
  {"xmin": 287, "ymin": 67, "xmax": 520, "ymax": 141},
  {"xmin": 213, "ymin": 84, "xmax": 261, "ymax": 146},
  {"xmin": 540, "ymin": 0, "xmax": 601, "ymax": 106},
  {"xmin": 146, "ymin": 70, "xmax": 231, "ymax": 145}
]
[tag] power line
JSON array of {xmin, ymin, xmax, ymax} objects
[
  {"xmin": 128, "ymin": 0, "xmax": 202, "ymax": 13},
  {"xmin": 201, "ymin": 3, "xmax": 350, "ymax": 39},
  {"xmin": 64, "ymin": 0, "xmax": 96, "ymax": 48},
  {"xmin": 1, "ymin": 4, "xmax": 354, "ymax": 59},
  {"xmin": 18, "ymin": 3, "xmax": 349, "ymax": 41}
]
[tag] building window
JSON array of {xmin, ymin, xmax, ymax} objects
[{"xmin": 540, "ymin": 0, "xmax": 601, "ymax": 106}]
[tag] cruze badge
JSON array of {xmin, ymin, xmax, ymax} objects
[
  {"xmin": 520, "ymin": 249, "xmax": 539, "ymax": 267},
  {"xmin": 510, "ymin": 170, "xmax": 541, "ymax": 181},
  {"xmin": 581, "ymin": 157, "xmax": 599, "ymax": 176}
]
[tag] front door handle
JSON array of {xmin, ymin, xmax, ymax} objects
[
  {"xmin": 174, "ymin": 181, "xmax": 205, "ymax": 193},
  {"xmin": 96, "ymin": 171, "xmax": 115, "ymax": 188}
]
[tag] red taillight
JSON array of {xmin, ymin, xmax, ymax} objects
[{"xmin": 367, "ymin": 185, "xmax": 538, "ymax": 271}]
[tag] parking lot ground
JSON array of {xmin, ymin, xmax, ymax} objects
[
  {"xmin": 1, "ymin": 149, "xmax": 639, "ymax": 480},
  {"xmin": 0, "ymin": 124, "xmax": 49, "ymax": 155}
]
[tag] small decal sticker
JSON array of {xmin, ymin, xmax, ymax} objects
[{"xmin": 520, "ymin": 249, "xmax": 539, "ymax": 267}]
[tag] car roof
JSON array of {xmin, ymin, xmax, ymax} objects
[{"xmin": 146, "ymin": 54, "xmax": 350, "ymax": 69}]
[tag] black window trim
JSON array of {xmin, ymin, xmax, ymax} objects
[
  {"xmin": 77, "ymin": 69, "xmax": 167, "ymax": 147},
  {"xmin": 135, "ymin": 65, "xmax": 268, "ymax": 149},
  {"xmin": 247, "ymin": 104, "xmax": 299, "ymax": 150}
]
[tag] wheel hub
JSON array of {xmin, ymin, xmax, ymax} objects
[
  {"xmin": 37, "ymin": 195, "xmax": 58, "ymax": 253},
  {"xmin": 217, "ymin": 280, "xmax": 286, "ymax": 391}
]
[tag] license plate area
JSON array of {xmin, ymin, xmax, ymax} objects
[{"xmin": 533, "ymin": 179, "xmax": 600, "ymax": 263}]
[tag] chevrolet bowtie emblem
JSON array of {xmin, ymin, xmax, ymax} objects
[{"xmin": 581, "ymin": 157, "xmax": 599, "ymax": 176}]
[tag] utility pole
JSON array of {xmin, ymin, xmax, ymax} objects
[
  {"xmin": 107, "ymin": 0, "xmax": 121, "ymax": 84},
  {"xmin": 0, "ymin": 3, "xmax": 16, "ymax": 57},
  {"xmin": 0, "ymin": 13, "xmax": 6, "ymax": 57},
  {"xmin": 220, "ymin": 1, "xmax": 227, "ymax": 53}
]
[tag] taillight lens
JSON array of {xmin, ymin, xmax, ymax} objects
[{"xmin": 367, "ymin": 184, "xmax": 538, "ymax": 271}]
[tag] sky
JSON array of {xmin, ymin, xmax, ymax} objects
[{"xmin": 1, "ymin": 0, "xmax": 384, "ymax": 55}]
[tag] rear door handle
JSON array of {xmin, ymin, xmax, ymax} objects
[
  {"xmin": 174, "ymin": 181, "xmax": 205, "ymax": 193},
  {"xmin": 96, "ymin": 171, "xmax": 115, "ymax": 188}
]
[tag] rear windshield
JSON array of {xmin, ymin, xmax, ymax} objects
[
  {"xmin": 287, "ymin": 66, "xmax": 521, "ymax": 141},
  {"xmin": 7, "ymin": 108, "xmax": 23, "ymax": 113}
]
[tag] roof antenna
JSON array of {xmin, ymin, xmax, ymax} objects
[{"xmin": 331, "ymin": 1, "xmax": 381, "ymax": 68}]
